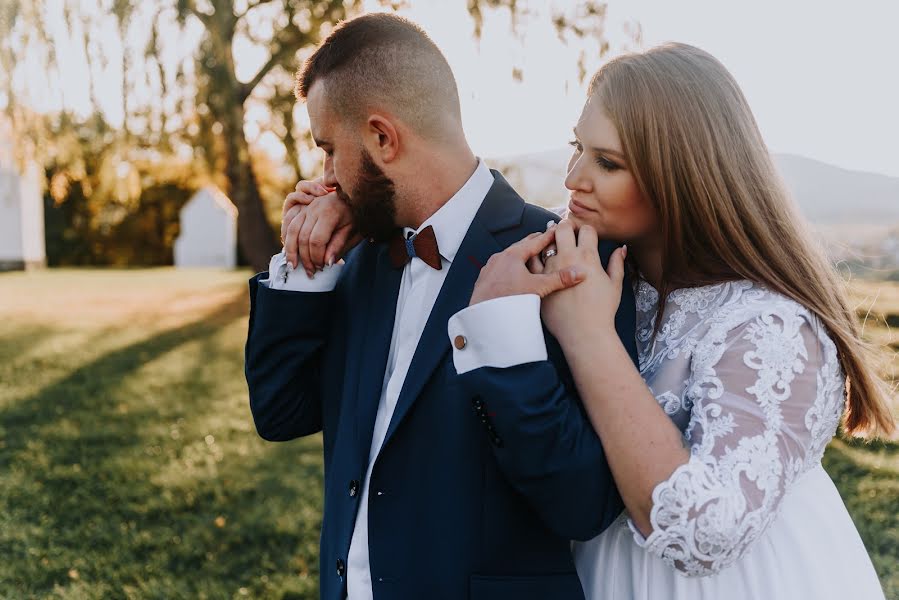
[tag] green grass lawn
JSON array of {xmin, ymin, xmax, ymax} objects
[{"xmin": 0, "ymin": 269, "xmax": 896, "ymax": 599}]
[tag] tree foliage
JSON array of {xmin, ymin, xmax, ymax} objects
[{"xmin": 2, "ymin": 0, "xmax": 614, "ymax": 269}]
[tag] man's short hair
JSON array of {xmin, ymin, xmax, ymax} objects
[{"xmin": 296, "ymin": 13, "xmax": 462, "ymax": 138}]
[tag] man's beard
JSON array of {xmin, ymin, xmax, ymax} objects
[{"xmin": 336, "ymin": 148, "xmax": 398, "ymax": 242}]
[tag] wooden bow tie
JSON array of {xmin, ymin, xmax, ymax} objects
[{"xmin": 388, "ymin": 225, "xmax": 442, "ymax": 270}]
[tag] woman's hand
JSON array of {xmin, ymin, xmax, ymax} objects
[
  {"xmin": 281, "ymin": 178, "xmax": 359, "ymax": 276},
  {"xmin": 469, "ymin": 228, "xmax": 586, "ymax": 306},
  {"xmin": 533, "ymin": 220, "xmax": 627, "ymax": 346}
]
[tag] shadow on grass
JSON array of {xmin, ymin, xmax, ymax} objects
[
  {"xmin": 824, "ymin": 440, "xmax": 899, "ymax": 600},
  {"xmin": 0, "ymin": 291, "xmax": 327, "ymax": 599},
  {"xmin": 0, "ymin": 291, "xmax": 249, "ymax": 457},
  {"xmin": 0, "ymin": 323, "xmax": 61, "ymax": 365}
]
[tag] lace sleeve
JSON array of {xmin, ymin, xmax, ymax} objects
[{"xmin": 631, "ymin": 297, "xmax": 844, "ymax": 576}]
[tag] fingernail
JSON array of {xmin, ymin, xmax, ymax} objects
[
  {"xmin": 546, "ymin": 220, "xmax": 556, "ymax": 230},
  {"xmin": 327, "ymin": 257, "xmax": 334, "ymax": 267},
  {"xmin": 622, "ymin": 244, "xmax": 628, "ymax": 258}
]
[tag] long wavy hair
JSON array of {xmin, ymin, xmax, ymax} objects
[{"xmin": 590, "ymin": 43, "xmax": 895, "ymax": 438}]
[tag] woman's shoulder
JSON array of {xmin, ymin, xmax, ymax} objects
[
  {"xmin": 701, "ymin": 280, "xmax": 817, "ymax": 327},
  {"xmin": 691, "ymin": 280, "xmax": 838, "ymax": 362}
]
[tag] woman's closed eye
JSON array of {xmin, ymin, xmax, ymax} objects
[
  {"xmin": 568, "ymin": 139, "xmax": 583, "ymax": 154},
  {"xmin": 595, "ymin": 155, "xmax": 622, "ymax": 172}
]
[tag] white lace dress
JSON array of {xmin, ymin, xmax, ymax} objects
[{"xmin": 573, "ymin": 279, "xmax": 885, "ymax": 599}]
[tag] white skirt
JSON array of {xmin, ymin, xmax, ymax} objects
[{"xmin": 573, "ymin": 465, "xmax": 885, "ymax": 600}]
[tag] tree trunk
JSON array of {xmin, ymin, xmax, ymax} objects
[
  {"xmin": 221, "ymin": 99, "xmax": 280, "ymax": 272},
  {"xmin": 200, "ymin": 3, "xmax": 280, "ymax": 273}
]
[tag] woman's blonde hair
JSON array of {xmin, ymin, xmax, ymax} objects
[{"xmin": 590, "ymin": 43, "xmax": 895, "ymax": 438}]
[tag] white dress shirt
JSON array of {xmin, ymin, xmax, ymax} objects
[
  {"xmin": 445, "ymin": 205, "xmax": 568, "ymax": 374},
  {"xmin": 262, "ymin": 159, "xmax": 498, "ymax": 599}
]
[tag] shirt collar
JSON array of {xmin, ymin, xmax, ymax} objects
[{"xmin": 403, "ymin": 159, "xmax": 494, "ymax": 264}]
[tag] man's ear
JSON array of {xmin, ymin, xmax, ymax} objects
[{"xmin": 366, "ymin": 114, "xmax": 399, "ymax": 163}]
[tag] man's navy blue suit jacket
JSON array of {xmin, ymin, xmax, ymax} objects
[{"xmin": 245, "ymin": 171, "xmax": 638, "ymax": 600}]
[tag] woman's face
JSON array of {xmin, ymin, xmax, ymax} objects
[{"xmin": 564, "ymin": 96, "xmax": 659, "ymax": 245}]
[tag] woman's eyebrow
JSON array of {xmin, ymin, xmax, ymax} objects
[{"xmin": 591, "ymin": 146, "xmax": 625, "ymax": 159}]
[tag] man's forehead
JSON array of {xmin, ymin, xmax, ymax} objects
[{"xmin": 306, "ymin": 80, "xmax": 339, "ymax": 142}]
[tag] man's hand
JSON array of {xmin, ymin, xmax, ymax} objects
[
  {"xmin": 281, "ymin": 179, "xmax": 360, "ymax": 276},
  {"xmin": 469, "ymin": 228, "xmax": 585, "ymax": 306}
]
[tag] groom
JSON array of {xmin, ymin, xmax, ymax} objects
[{"xmin": 245, "ymin": 13, "xmax": 637, "ymax": 600}]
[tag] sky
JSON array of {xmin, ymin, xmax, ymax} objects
[
  {"xmin": 374, "ymin": 0, "xmax": 899, "ymax": 178},
  {"xmin": 22, "ymin": 0, "xmax": 899, "ymax": 179}
]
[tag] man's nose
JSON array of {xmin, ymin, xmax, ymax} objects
[{"xmin": 323, "ymin": 158, "xmax": 338, "ymax": 188}]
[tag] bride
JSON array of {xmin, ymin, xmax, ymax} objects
[{"xmin": 463, "ymin": 42, "xmax": 893, "ymax": 599}]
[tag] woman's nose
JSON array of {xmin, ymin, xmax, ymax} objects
[{"xmin": 565, "ymin": 155, "xmax": 587, "ymax": 192}]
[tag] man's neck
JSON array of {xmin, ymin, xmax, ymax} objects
[{"xmin": 396, "ymin": 148, "xmax": 480, "ymax": 229}]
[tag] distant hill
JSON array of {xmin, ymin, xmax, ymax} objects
[
  {"xmin": 774, "ymin": 154, "xmax": 899, "ymax": 225},
  {"xmin": 486, "ymin": 148, "xmax": 899, "ymax": 227},
  {"xmin": 486, "ymin": 148, "xmax": 899, "ymax": 274}
]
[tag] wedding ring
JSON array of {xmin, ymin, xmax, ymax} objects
[{"xmin": 541, "ymin": 246, "xmax": 558, "ymax": 261}]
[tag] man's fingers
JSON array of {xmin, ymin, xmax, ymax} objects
[
  {"xmin": 537, "ymin": 267, "xmax": 585, "ymax": 297},
  {"xmin": 527, "ymin": 254, "xmax": 544, "ymax": 274},
  {"xmin": 512, "ymin": 228, "xmax": 557, "ymax": 259}
]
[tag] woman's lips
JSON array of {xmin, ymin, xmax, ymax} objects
[{"xmin": 568, "ymin": 198, "xmax": 596, "ymax": 214}]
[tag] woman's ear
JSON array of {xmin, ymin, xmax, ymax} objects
[{"xmin": 366, "ymin": 114, "xmax": 399, "ymax": 163}]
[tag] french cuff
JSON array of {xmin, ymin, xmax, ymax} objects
[
  {"xmin": 259, "ymin": 249, "xmax": 342, "ymax": 292},
  {"xmin": 447, "ymin": 294, "xmax": 548, "ymax": 375}
]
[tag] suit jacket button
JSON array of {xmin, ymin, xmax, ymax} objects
[
  {"xmin": 337, "ymin": 558, "xmax": 346, "ymax": 578},
  {"xmin": 349, "ymin": 480, "xmax": 359, "ymax": 498},
  {"xmin": 454, "ymin": 335, "xmax": 467, "ymax": 350}
]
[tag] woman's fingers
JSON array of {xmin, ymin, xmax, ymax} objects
[
  {"xmin": 297, "ymin": 212, "xmax": 320, "ymax": 276},
  {"xmin": 284, "ymin": 210, "xmax": 307, "ymax": 270},
  {"xmin": 325, "ymin": 224, "xmax": 357, "ymax": 267},
  {"xmin": 308, "ymin": 211, "xmax": 339, "ymax": 269},
  {"xmin": 576, "ymin": 224, "xmax": 598, "ymax": 251},
  {"xmin": 554, "ymin": 219, "xmax": 577, "ymax": 253},
  {"xmin": 281, "ymin": 204, "xmax": 302, "ymax": 244},
  {"xmin": 282, "ymin": 191, "xmax": 315, "ymax": 216},
  {"xmin": 607, "ymin": 245, "xmax": 627, "ymax": 289},
  {"xmin": 527, "ymin": 253, "xmax": 544, "ymax": 274},
  {"xmin": 295, "ymin": 179, "xmax": 330, "ymax": 196}
]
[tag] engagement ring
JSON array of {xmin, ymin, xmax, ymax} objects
[{"xmin": 541, "ymin": 246, "xmax": 558, "ymax": 261}]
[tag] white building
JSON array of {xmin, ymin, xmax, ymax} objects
[
  {"xmin": 173, "ymin": 186, "xmax": 238, "ymax": 269},
  {"xmin": 0, "ymin": 160, "xmax": 46, "ymax": 271}
]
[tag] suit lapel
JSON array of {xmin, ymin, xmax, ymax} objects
[
  {"xmin": 353, "ymin": 244, "xmax": 403, "ymax": 465},
  {"xmin": 380, "ymin": 171, "xmax": 524, "ymax": 449}
]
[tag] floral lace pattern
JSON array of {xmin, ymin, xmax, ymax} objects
[{"xmin": 628, "ymin": 280, "xmax": 844, "ymax": 577}]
